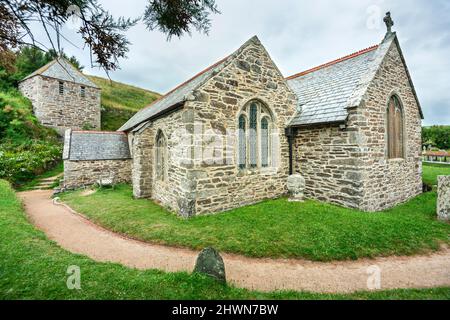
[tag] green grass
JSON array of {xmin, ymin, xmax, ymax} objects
[
  {"xmin": 16, "ymin": 161, "xmax": 63, "ymax": 191},
  {"xmin": 60, "ymin": 185, "xmax": 450, "ymax": 262},
  {"xmin": 1, "ymin": 180, "xmax": 449, "ymax": 300},
  {"xmin": 87, "ymin": 75, "xmax": 161, "ymax": 131},
  {"xmin": 423, "ymin": 162, "xmax": 450, "ymax": 186}
]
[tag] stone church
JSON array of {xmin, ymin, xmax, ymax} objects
[
  {"xmin": 19, "ymin": 57, "xmax": 101, "ymax": 134},
  {"xmin": 63, "ymin": 15, "xmax": 423, "ymax": 216}
]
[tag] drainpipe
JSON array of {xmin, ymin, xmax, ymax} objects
[{"xmin": 285, "ymin": 127, "xmax": 295, "ymax": 175}]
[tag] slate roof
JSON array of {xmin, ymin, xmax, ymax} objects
[
  {"xmin": 119, "ymin": 57, "xmax": 231, "ymax": 132},
  {"xmin": 119, "ymin": 36, "xmax": 265, "ymax": 132},
  {"xmin": 286, "ymin": 32, "xmax": 423, "ymax": 126},
  {"xmin": 287, "ymin": 46, "xmax": 380, "ymax": 126},
  {"xmin": 63, "ymin": 130, "xmax": 131, "ymax": 161},
  {"xmin": 21, "ymin": 58, "xmax": 99, "ymax": 88}
]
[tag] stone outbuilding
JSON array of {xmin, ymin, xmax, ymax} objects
[
  {"xmin": 63, "ymin": 15, "xmax": 424, "ymax": 216},
  {"xmin": 62, "ymin": 130, "xmax": 132, "ymax": 189},
  {"xmin": 19, "ymin": 57, "xmax": 101, "ymax": 134}
]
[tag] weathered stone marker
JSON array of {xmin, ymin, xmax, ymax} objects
[
  {"xmin": 193, "ymin": 247, "xmax": 226, "ymax": 283},
  {"xmin": 287, "ymin": 174, "xmax": 306, "ymax": 202},
  {"xmin": 437, "ymin": 176, "xmax": 450, "ymax": 221}
]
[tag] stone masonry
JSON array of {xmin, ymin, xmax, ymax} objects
[
  {"xmin": 293, "ymin": 37, "xmax": 422, "ymax": 211},
  {"xmin": 131, "ymin": 37, "xmax": 297, "ymax": 215},
  {"xmin": 358, "ymin": 39, "xmax": 422, "ymax": 211},
  {"xmin": 19, "ymin": 60, "xmax": 101, "ymax": 135},
  {"xmin": 437, "ymin": 176, "xmax": 450, "ymax": 221},
  {"xmin": 63, "ymin": 159, "xmax": 132, "ymax": 189},
  {"xmin": 63, "ymin": 130, "xmax": 132, "ymax": 189},
  {"xmin": 66, "ymin": 28, "xmax": 424, "ymax": 216}
]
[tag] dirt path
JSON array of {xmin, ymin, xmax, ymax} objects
[{"xmin": 18, "ymin": 190, "xmax": 450, "ymax": 294}]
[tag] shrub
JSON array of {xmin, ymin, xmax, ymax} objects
[
  {"xmin": 0, "ymin": 141, "xmax": 61, "ymax": 185},
  {"xmin": 0, "ymin": 89, "xmax": 61, "ymax": 185}
]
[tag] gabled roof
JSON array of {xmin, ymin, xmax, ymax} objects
[
  {"xmin": 119, "ymin": 36, "xmax": 262, "ymax": 132},
  {"xmin": 21, "ymin": 57, "xmax": 99, "ymax": 89},
  {"xmin": 287, "ymin": 32, "xmax": 423, "ymax": 127},
  {"xmin": 63, "ymin": 130, "xmax": 131, "ymax": 161},
  {"xmin": 287, "ymin": 46, "xmax": 379, "ymax": 126}
]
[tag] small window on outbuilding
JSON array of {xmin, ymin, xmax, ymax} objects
[
  {"xmin": 58, "ymin": 81, "xmax": 64, "ymax": 95},
  {"xmin": 80, "ymin": 86, "xmax": 86, "ymax": 98}
]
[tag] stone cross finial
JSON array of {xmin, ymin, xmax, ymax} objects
[{"xmin": 384, "ymin": 12, "xmax": 394, "ymax": 33}]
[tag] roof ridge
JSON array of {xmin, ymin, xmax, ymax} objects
[
  {"xmin": 72, "ymin": 130, "xmax": 126, "ymax": 135},
  {"xmin": 286, "ymin": 45, "xmax": 379, "ymax": 80}
]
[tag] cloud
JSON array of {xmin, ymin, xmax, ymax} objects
[{"xmin": 36, "ymin": 0, "xmax": 450, "ymax": 125}]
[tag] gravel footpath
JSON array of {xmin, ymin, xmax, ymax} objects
[{"xmin": 18, "ymin": 190, "xmax": 450, "ymax": 293}]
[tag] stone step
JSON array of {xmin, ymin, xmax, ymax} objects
[{"xmin": 36, "ymin": 182, "xmax": 56, "ymax": 186}]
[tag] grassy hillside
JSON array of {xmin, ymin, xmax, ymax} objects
[
  {"xmin": 87, "ymin": 75, "xmax": 160, "ymax": 131},
  {"xmin": 0, "ymin": 90, "xmax": 61, "ymax": 186}
]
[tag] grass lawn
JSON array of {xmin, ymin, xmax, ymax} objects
[
  {"xmin": 423, "ymin": 162, "xmax": 450, "ymax": 186},
  {"xmin": 60, "ymin": 184, "xmax": 450, "ymax": 262},
  {"xmin": 0, "ymin": 180, "xmax": 449, "ymax": 300}
]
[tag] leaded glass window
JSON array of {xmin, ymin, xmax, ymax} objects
[
  {"xmin": 238, "ymin": 115, "xmax": 246, "ymax": 169},
  {"xmin": 237, "ymin": 100, "xmax": 274, "ymax": 170},
  {"xmin": 261, "ymin": 117, "xmax": 269, "ymax": 167},
  {"xmin": 249, "ymin": 103, "xmax": 258, "ymax": 168}
]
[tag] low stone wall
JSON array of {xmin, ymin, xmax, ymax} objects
[
  {"xmin": 63, "ymin": 159, "xmax": 132, "ymax": 189},
  {"xmin": 437, "ymin": 176, "xmax": 450, "ymax": 221}
]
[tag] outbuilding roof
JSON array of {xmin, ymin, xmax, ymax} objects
[
  {"xmin": 63, "ymin": 130, "xmax": 131, "ymax": 161},
  {"xmin": 21, "ymin": 57, "xmax": 99, "ymax": 89}
]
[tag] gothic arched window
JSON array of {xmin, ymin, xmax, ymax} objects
[
  {"xmin": 387, "ymin": 95, "xmax": 404, "ymax": 159},
  {"xmin": 155, "ymin": 130, "xmax": 167, "ymax": 181},
  {"xmin": 237, "ymin": 100, "xmax": 273, "ymax": 169}
]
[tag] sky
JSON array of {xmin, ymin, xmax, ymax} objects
[{"xmin": 38, "ymin": 0, "xmax": 450, "ymax": 125}]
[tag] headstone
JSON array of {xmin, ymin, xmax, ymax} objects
[
  {"xmin": 287, "ymin": 174, "xmax": 306, "ymax": 202},
  {"xmin": 437, "ymin": 176, "xmax": 450, "ymax": 221},
  {"xmin": 193, "ymin": 247, "xmax": 226, "ymax": 283}
]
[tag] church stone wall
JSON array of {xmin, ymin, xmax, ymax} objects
[
  {"xmin": 293, "ymin": 110, "xmax": 366, "ymax": 209},
  {"xmin": 131, "ymin": 109, "xmax": 192, "ymax": 214},
  {"xmin": 184, "ymin": 38, "xmax": 297, "ymax": 214},
  {"xmin": 293, "ymin": 42, "xmax": 422, "ymax": 212},
  {"xmin": 19, "ymin": 75, "xmax": 101, "ymax": 134},
  {"xmin": 357, "ymin": 41, "xmax": 422, "ymax": 211}
]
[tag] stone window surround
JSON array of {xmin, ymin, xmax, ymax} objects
[
  {"xmin": 385, "ymin": 90, "xmax": 407, "ymax": 161},
  {"xmin": 155, "ymin": 129, "xmax": 168, "ymax": 182},
  {"xmin": 237, "ymin": 99, "xmax": 277, "ymax": 174}
]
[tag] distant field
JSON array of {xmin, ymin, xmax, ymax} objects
[
  {"xmin": 87, "ymin": 75, "xmax": 160, "ymax": 131},
  {"xmin": 423, "ymin": 162, "xmax": 450, "ymax": 186}
]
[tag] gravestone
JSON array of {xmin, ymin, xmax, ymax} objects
[
  {"xmin": 287, "ymin": 174, "xmax": 306, "ymax": 202},
  {"xmin": 437, "ymin": 176, "xmax": 450, "ymax": 221},
  {"xmin": 193, "ymin": 247, "xmax": 226, "ymax": 283}
]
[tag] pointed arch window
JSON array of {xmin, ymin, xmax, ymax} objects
[
  {"xmin": 387, "ymin": 95, "xmax": 404, "ymax": 159},
  {"xmin": 155, "ymin": 130, "xmax": 167, "ymax": 181},
  {"xmin": 238, "ymin": 115, "xmax": 247, "ymax": 169},
  {"xmin": 237, "ymin": 100, "xmax": 273, "ymax": 170}
]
